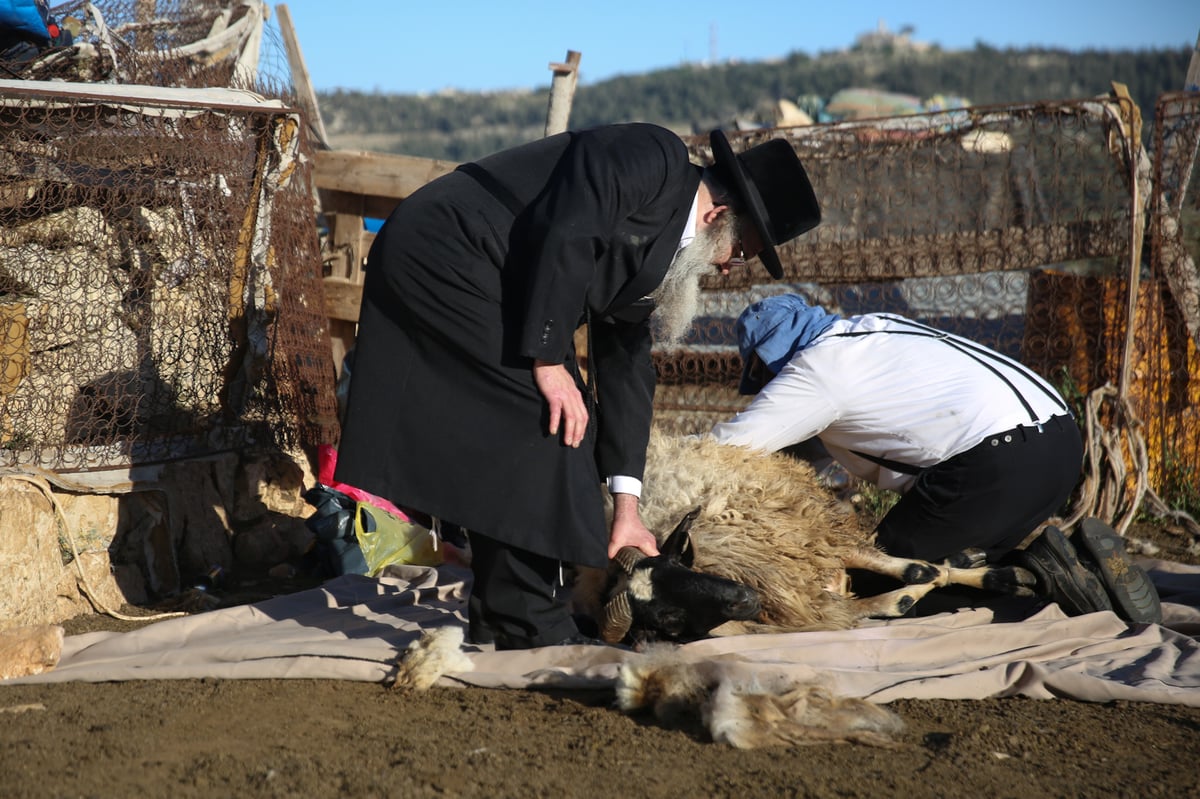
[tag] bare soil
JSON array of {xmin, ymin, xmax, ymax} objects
[{"xmin": 2, "ymin": 522, "xmax": 1198, "ymax": 799}]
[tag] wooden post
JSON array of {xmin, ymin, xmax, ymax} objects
[
  {"xmin": 325, "ymin": 200, "xmax": 366, "ymax": 382},
  {"xmin": 544, "ymin": 50, "xmax": 581, "ymax": 137},
  {"xmin": 275, "ymin": 4, "xmax": 330, "ymax": 150},
  {"xmin": 1186, "ymin": 28, "xmax": 1200, "ymax": 91},
  {"xmin": 1119, "ymin": 125, "xmax": 1144, "ymax": 400}
]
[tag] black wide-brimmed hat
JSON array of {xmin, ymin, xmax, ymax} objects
[{"xmin": 709, "ymin": 130, "xmax": 821, "ymax": 279}]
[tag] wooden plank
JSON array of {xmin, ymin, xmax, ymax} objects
[
  {"xmin": 312, "ymin": 148, "xmax": 454, "ymax": 379},
  {"xmin": 328, "ymin": 318, "xmax": 357, "ymax": 381},
  {"xmin": 313, "ymin": 150, "xmax": 459, "ymax": 202},
  {"xmin": 274, "ymin": 4, "xmax": 330, "ymax": 148},
  {"xmin": 0, "ymin": 78, "xmax": 291, "ymax": 112},
  {"xmin": 326, "ymin": 212, "xmax": 366, "ymax": 282},
  {"xmin": 323, "ymin": 277, "xmax": 364, "ymax": 323},
  {"xmin": 319, "ymin": 189, "xmax": 399, "ymax": 221}
]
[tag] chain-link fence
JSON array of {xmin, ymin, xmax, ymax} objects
[{"xmin": 0, "ymin": 1, "xmax": 338, "ymax": 473}]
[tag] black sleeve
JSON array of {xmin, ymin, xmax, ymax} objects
[
  {"xmin": 517, "ymin": 125, "xmax": 679, "ymax": 362},
  {"xmin": 590, "ymin": 310, "xmax": 656, "ymax": 480}
]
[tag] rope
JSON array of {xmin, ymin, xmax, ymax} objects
[
  {"xmin": 1060, "ymin": 384, "xmax": 1200, "ymax": 544},
  {"xmin": 7, "ymin": 474, "xmax": 185, "ymax": 623}
]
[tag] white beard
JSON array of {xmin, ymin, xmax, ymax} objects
[{"xmin": 650, "ymin": 214, "xmax": 736, "ymax": 346}]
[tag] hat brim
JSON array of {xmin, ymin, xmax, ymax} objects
[{"xmin": 710, "ymin": 129, "xmax": 784, "ymax": 280}]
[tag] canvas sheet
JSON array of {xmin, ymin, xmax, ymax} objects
[{"xmin": 5, "ymin": 560, "xmax": 1200, "ymax": 706}]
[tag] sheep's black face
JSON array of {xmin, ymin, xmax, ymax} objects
[
  {"xmin": 625, "ymin": 558, "xmax": 761, "ymax": 643},
  {"xmin": 610, "ymin": 508, "xmax": 762, "ymax": 644}
]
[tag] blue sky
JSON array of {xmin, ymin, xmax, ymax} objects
[{"xmin": 278, "ymin": 1, "xmax": 1197, "ymax": 95}]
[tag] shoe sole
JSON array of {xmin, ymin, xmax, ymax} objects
[
  {"xmin": 1076, "ymin": 519, "xmax": 1163, "ymax": 625},
  {"xmin": 1019, "ymin": 527, "xmax": 1112, "ymax": 616}
]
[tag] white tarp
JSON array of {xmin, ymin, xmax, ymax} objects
[{"xmin": 5, "ymin": 559, "xmax": 1199, "ymax": 707}]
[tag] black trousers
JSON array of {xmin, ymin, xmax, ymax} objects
[
  {"xmin": 466, "ymin": 531, "xmax": 580, "ymax": 649},
  {"xmin": 873, "ymin": 414, "xmax": 1083, "ymax": 562}
]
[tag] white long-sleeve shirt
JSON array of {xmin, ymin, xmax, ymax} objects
[{"xmin": 709, "ymin": 314, "xmax": 1071, "ymax": 492}]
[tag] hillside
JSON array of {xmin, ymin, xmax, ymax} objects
[{"xmin": 317, "ymin": 43, "xmax": 1193, "ymax": 161}]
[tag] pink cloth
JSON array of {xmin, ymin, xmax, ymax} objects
[{"xmin": 317, "ymin": 444, "xmax": 408, "ymax": 520}]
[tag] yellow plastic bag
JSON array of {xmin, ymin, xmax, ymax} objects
[{"xmin": 353, "ymin": 503, "xmax": 443, "ymax": 575}]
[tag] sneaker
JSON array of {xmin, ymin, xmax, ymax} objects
[
  {"xmin": 1075, "ymin": 519, "xmax": 1163, "ymax": 625},
  {"xmin": 1017, "ymin": 526, "xmax": 1113, "ymax": 616}
]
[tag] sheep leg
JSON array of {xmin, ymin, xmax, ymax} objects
[
  {"xmin": 842, "ymin": 546, "xmax": 950, "ymax": 586},
  {"xmin": 842, "ymin": 547, "xmax": 1037, "ymax": 595},
  {"xmin": 943, "ymin": 563, "xmax": 1038, "ymax": 595},
  {"xmin": 847, "ymin": 581, "xmax": 940, "ymax": 618}
]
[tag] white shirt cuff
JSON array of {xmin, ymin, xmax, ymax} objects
[{"xmin": 606, "ymin": 475, "xmax": 643, "ymax": 498}]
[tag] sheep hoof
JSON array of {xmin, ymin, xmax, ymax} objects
[
  {"xmin": 901, "ymin": 562, "xmax": 939, "ymax": 584},
  {"xmin": 945, "ymin": 548, "xmax": 987, "ymax": 569}
]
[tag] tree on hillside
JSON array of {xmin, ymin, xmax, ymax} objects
[{"xmin": 317, "ymin": 46, "xmax": 1193, "ymax": 161}]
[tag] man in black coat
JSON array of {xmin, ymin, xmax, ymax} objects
[{"xmin": 335, "ymin": 123, "xmax": 820, "ymax": 649}]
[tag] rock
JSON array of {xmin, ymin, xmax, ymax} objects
[
  {"xmin": 0, "ymin": 477, "xmax": 69, "ymax": 626},
  {"xmin": 232, "ymin": 453, "xmax": 309, "ymax": 523},
  {"xmin": 0, "ymin": 624, "xmax": 64, "ymax": 680},
  {"xmin": 0, "ymin": 449, "xmax": 314, "ymax": 625},
  {"xmin": 56, "ymin": 550, "xmax": 127, "ymax": 619}
]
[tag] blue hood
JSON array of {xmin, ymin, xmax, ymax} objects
[{"xmin": 736, "ymin": 294, "xmax": 841, "ymax": 394}]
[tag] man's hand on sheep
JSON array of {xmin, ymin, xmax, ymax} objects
[{"xmin": 609, "ymin": 493, "xmax": 660, "ymax": 559}]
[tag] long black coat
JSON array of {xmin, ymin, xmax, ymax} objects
[{"xmin": 335, "ymin": 124, "xmax": 702, "ymax": 567}]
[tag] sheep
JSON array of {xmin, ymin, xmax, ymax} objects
[{"xmin": 587, "ymin": 428, "xmax": 1036, "ymax": 643}]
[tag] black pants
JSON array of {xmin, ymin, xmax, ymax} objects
[
  {"xmin": 873, "ymin": 415, "xmax": 1083, "ymax": 562},
  {"xmin": 466, "ymin": 531, "xmax": 579, "ymax": 649}
]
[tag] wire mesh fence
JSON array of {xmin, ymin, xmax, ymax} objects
[{"xmin": 0, "ymin": 1, "xmax": 338, "ymax": 473}]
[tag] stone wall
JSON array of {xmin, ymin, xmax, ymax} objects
[{"xmin": 0, "ymin": 450, "xmax": 316, "ymax": 629}]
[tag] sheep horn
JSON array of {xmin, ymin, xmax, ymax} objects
[
  {"xmin": 613, "ymin": 546, "xmax": 647, "ymax": 575},
  {"xmin": 599, "ymin": 590, "xmax": 633, "ymax": 643}
]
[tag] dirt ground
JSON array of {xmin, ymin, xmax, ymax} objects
[{"xmin": 2, "ymin": 521, "xmax": 1198, "ymax": 799}]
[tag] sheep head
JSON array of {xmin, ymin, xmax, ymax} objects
[{"xmin": 600, "ymin": 507, "xmax": 762, "ymax": 645}]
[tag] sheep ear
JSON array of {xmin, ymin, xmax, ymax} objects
[{"xmin": 661, "ymin": 507, "xmax": 700, "ymax": 567}]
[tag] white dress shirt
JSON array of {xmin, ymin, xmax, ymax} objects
[{"xmin": 710, "ymin": 314, "xmax": 1071, "ymax": 492}]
